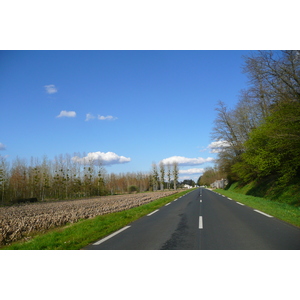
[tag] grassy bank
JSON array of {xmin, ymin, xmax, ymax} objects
[
  {"xmin": 215, "ymin": 187, "xmax": 300, "ymax": 228},
  {"xmin": 1, "ymin": 189, "xmax": 196, "ymax": 250},
  {"xmin": 226, "ymin": 179, "xmax": 300, "ymax": 206}
]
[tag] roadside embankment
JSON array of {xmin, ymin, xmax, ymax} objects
[{"xmin": 215, "ymin": 186, "xmax": 300, "ymax": 228}]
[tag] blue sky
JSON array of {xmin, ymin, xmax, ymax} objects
[{"xmin": 0, "ymin": 50, "xmax": 252, "ymax": 180}]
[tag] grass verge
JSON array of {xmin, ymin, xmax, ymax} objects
[
  {"xmin": 215, "ymin": 189, "xmax": 300, "ymax": 228},
  {"xmin": 226, "ymin": 179, "xmax": 300, "ymax": 206},
  {"xmin": 1, "ymin": 189, "xmax": 196, "ymax": 250}
]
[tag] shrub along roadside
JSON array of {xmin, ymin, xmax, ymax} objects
[
  {"xmin": 1, "ymin": 189, "xmax": 196, "ymax": 250},
  {"xmin": 215, "ymin": 189, "xmax": 300, "ymax": 228}
]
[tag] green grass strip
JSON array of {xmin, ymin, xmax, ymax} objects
[
  {"xmin": 1, "ymin": 189, "xmax": 196, "ymax": 250},
  {"xmin": 215, "ymin": 189, "xmax": 300, "ymax": 228}
]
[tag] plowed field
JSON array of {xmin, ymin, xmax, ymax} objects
[{"xmin": 0, "ymin": 190, "xmax": 178, "ymax": 247}]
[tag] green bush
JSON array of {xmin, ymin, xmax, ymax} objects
[
  {"xmin": 232, "ymin": 101, "xmax": 300, "ymax": 187},
  {"xmin": 128, "ymin": 185, "xmax": 139, "ymax": 193}
]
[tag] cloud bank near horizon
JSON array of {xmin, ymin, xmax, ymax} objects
[
  {"xmin": 160, "ymin": 156, "xmax": 214, "ymax": 166},
  {"xmin": 179, "ymin": 168, "xmax": 205, "ymax": 175},
  {"xmin": 72, "ymin": 151, "xmax": 131, "ymax": 165}
]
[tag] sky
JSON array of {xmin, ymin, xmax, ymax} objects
[{"xmin": 0, "ymin": 50, "xmax": 252, "ymax": 181}]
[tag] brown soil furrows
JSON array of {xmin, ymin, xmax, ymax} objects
[{"xmin": 0, "ymin": 191, "xmax": 178, "ymax": 246}]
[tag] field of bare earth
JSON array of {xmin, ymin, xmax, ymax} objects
[{"xmin": 0, "ymin": 190, "xmax": 178, "ymax": 247}]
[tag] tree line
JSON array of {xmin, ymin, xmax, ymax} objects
[
  {"xmin": 200, "ymin": 50, "xmax": 300, "ymax": 191},
  {"xmin": 150, "ymin": 161, "xmax": 179, "ymax": 191},
  {"xmin": 0, "ymin": 154, "xmax": 181, "ymax": 204},
  {"xmin": 197, "ymin": 166, "xmax": 227, "ymax": 187}
]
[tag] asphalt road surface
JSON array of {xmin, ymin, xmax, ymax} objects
[{"xmin": 83, "ymin": 188, "xmax": 300, "ymax": 250}]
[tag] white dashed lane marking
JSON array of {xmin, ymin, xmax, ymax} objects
[
  {"xmin": 147, "ymin": 209, "xmax": 159, "ymax": 216},
  {"xmin": 254, "ymin": 210, "xmax": 273, "ymax": 218},
  {"xmin": 199, "ymin": 216, "xmax": 203, "ymax": 229},
  {"xmin": 93, "ymin": 226, "xmax": 131, "ymax": 245}
]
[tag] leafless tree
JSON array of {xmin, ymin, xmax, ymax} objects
[
  {"xmin": 151, "ymin": 163, "xmax": 159, "ymax": 191},
  {"xmin": 166, "ymin": 163, "xmax": 171, "ymax": 190},
  {"xmin": 212, "ymin": 101, "xmax": 244, "ymax": 156},
  {"xmin": 172, "ymin": 162, "xmax": 179, "ymax": 190},
  {"xmin": 243, "ymin": 50, "xmax": 300, "ymax": 105},
  {"xmin": 0, "ymin": 156, "xmax": 9, "ymax": 204},
  {"xmin": 159, "ymin": 162, "xmax": 165, "ymax": 191}
]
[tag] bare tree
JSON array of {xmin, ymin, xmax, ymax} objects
[
  {"xmin": 243, "ymin": 50, "xmax": 300, "ymax": 105},
  {"xmin": 40, "ymin": 155, "xmax": 51, "ymax": 201},
  {"xmin": 10, "ymin": 157, "xmax": 28, "ymax": 200},
  {"xmin": 172, "ymin": 162, "xmax": 179, "ymax": 190},
  {"xmin": 166, "ymin": 163, "xmax": 171, "ymax": 190},
  {"xmin": 212, "ymin": 101, "xmax": 244, "ymax": 156},
  {"xmin": 0, "ymin": 156, "xmax": 8, "ymax": 204},
  {"xmin": 159, "ymin": 162, "xmax": 165, "ymax": 191},
  {"xmin": 151, "ymin": 163, "xmax": 159, "ymax": 191}
]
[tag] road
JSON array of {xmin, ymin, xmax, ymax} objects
[{"xmin": 83, "ymin": 188, "xmax": 300, "ymax": 250}]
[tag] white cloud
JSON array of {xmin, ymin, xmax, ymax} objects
[
  {"xmin": 98, "ymin": 115, "xmax": 117, "ymax": 121},
  {"xmin": 0, "ymin": 143, "xmax": 6, "ymax": 150},
  {"xmin": 179, "ymin": 168, "xmax": 205, "ymax": 175},
  {"xmin": 44, "ymin": 84, "xmax": 58, "ymax": 94},
  {"xmin": 208, "ymin": 140, "xmax": 231, "ymax": 153},
  {"xmin": 56, "ymin": 110, "xmax": 76, "ymax": 118},
  {"xmin": 86, "ymin": 114, "xmax": 117, "ymax": 121},
  {"xmin": 179, "ymin": 175, "xmax": 199, "ymax": 181},
  {"xmin": 85, "ymin": 113, "xmax": 95, "ymax": 121},
  {"xmin": 160, "ymin": 156, "xmax": 214, "ymax": 166},
  {"xmin": 72, "ymin": 151, "xmax": 131, "ymax": 165}
]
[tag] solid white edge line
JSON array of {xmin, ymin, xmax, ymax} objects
[
  {"xmin": 236, "ymin": 202, "xmax": 244, "ymax": 206},
  {"xmin": 199, "ymin": 216, "xmax": 203, "ymax": 229},
  {"xmin": 147, "ymin": 209, "xmax": 159, "ymax": 216},
  {"xmin": 93, "ymin": 226, "xmax": 131, "ymax": 245},
  {"xmin": 254, "ymin": 210, "xmax": 273, "ymax": 218}
]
